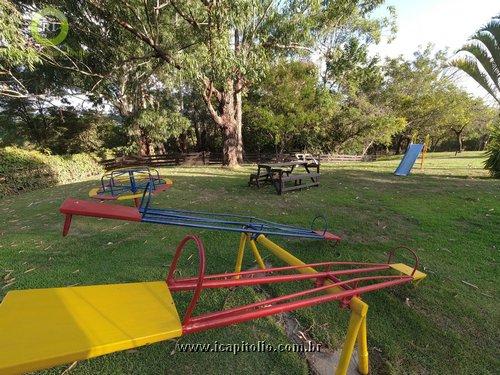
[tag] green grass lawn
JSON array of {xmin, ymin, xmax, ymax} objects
[{"xmin": 1, "ymin": 151, "xmax": 498, "ymax": 374}]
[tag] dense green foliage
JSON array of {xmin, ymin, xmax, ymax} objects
[
  {"xmin": 484, "ymin": 120, "xmax": 500, "ymax": 177},
  {"xmin": 2, "ymin": 0, "xmax": 398, "ymax": 165},
  {"xmin": 0, "ymin": 102, "xmax": 126, "ymax": 155},
  {"xmin": 244, "ymin": 62, "xmax": 329, "ymax": 153},
  {"xmin": 382, "ymin": 49, "xmax": 496, "ymax": 153},
  {"xmin": 241, "ymin": 50, "xmax": 495, "ymax": 155},
  {"xmin": 0, "ymin": 2, "xmax": 497, "ymax": 172},
  {"xmin": 244, "ymin": 60, "xmax": 406, "ymax": 154},
  {"xmin": 0, "ymin": 1, "xmax": 41, "ymax": 97},
  {"xmin": 0, "ymin": 147, "xmax": 103, "ymax": 197}
]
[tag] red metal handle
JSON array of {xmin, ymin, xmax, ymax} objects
[
  {"xmin": 166, "ymin": 235, "xmax": 206, "ymax": 325},
  {"xmin": 386, "ymin": 245, "xmax": 419, "ymax": 276}
]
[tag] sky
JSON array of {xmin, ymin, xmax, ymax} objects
[{"xmin": 371, "ymin": 0, "xmax": 499, "ymax": 101}]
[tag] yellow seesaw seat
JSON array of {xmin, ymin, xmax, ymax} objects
[
  {"xmin": 390, "ymin": 263, "xmax": 427, "ymax": 283},
  {"xmin": 0, "ymin": 282, "xmax": 182, "ymax": 374}
]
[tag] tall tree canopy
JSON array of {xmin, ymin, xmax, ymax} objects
[
  {"xmin": 1, "ymin": 1, "xmax": 495, "ymax": 162},
  {"xmin": 244, "ymin": 61, "xmax": 329, "ymax": 153},
  {"xmin": 384, "ymin": 48, "xmax": 495, "ymax": 153},
  {"xmin": 0, "ymin": 1, "xmax": 41, "ymax": 98},
  {"xmin": 79, "ymin": 0, "xmax": 390, "ymax": 166}
]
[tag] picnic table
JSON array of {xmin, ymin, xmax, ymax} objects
[{"xmin": 248, "ymin": 159, "xmax": 320, "ymax": 194}]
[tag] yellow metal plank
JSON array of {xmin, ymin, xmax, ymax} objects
[
  {"xmin": 116, "ymin": 192, "xmax": 143, "ymax": 200},
  {"xmin": 390, "ymin": 263, "xmax": 427, "ymax": 282},
  {"xmin": 0, "ymin": 282, "xmax": 182, "ymax": 374},
  {"xmin": 88, "ymin": 187, "xmax": 100, "ymax": 197}
]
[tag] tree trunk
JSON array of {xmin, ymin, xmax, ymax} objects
[
  {"xmin": 193, "ymin": 122, "xmax": 201, "ymax": 150},
  {"xmin": 178, "ymin": 132, "xmax": 188, "ymax": 153},
  {"xmin": 223, "ymin": 121, "xmax": 239, "ymax": 167},
  {"xmin": 220, "ymin": 89, "xmax": 240, "ymax": 167},
  {"xmin": 452, "ymin": 129, "xmax": 464, "ymax": 154},
  {"xmin": 128, "ymin": 118, "xmax": 148, "ymax": 157},
  {"xmin": 394, "ymin": 135, "xmax": 404, "ymax": 154},
  {"xmin": 202, "ymin": 78, "xmax": 241, "ymax": 167},
  {"xmin": 234, "ymin": 30, "xmax": 244, "ymax": 164},
  {"xmin": 156, "ymin": 143, "xmax": 166, "ymax": 154},
  {"xmin": 362, "ymin": 140, "xmax": 374, "ymax": 156},
  {"xmin": 457, "ymin": 132, "xmax": 463, "ymax": 153},
  {"xmin": 480, "ymin": 134, "xmax": 490, "ymax": 150},
  {"xmin": 235, "ymin": 89, "xmax": 244, "ymax": 164},
  {"xmin": 139, "ymin": 130, "xmax": 150, "ymax": 156},
  {"xmin": 398, "ymin": 136, "xmax": 411, "ymax": 154}
]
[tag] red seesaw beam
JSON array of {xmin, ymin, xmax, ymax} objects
[
  {"xmin": 60, "ymin": 198, "xmax": 142, "ymax": 236},
  {"xmin": 166, "ymin": 235, "xmax": 420, "ymax": 335}
]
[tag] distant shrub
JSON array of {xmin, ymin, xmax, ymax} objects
[
  {"xmin": 0, "ymin": 147, "xmax": 103, "ymax": 197},
  {"xmin": 484, "ymin": 124, "xmax": 500, "ymax": 179}
]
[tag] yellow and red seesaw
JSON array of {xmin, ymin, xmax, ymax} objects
[{"xmin": 0, "ymin": 193, "xmax": 426, "ymax": 374}]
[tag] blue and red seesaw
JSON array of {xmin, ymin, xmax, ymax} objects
[{"xmin": 0, "ymin": 171, "xmax": 426, "ymax": 375}]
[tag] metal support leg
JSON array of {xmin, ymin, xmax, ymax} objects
[
  {"xmin": 335, "ymin": 311, "xmax": 365, "ymax": 375},
  {"xmin": 357, "ymin": 317, "xmax": 369, "ymax": 374},
  {"xmin": 62, "ymin": 214, "xmax": 72, "ymax": 237},
  {"xmin": 234, "ymin": 233, "xmax": 247, "ymax": 279},
  {"xmin": 248, "ymin": 240, "xmax": 266, "ymax": 270}
]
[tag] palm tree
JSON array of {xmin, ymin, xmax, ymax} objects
[{"xmin": 451, "ymin": 15, "xmax": 499, "ymax": 105}]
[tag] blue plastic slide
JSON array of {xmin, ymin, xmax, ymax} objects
[{"xmin": 394, "ymin": 143, "xmax": 424, "ymax": 176}]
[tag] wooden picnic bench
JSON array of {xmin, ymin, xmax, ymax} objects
[{"xmin": 249, "ymin": 157, "xmax": 320, "ymax": 194}]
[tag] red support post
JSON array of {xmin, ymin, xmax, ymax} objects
[{"xmin": 62, "ymin": 214, "xmax": 72, "ymax": 237}]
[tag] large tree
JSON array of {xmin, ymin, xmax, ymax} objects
[
  {"xmin": 322, "ymin": 36, "xmax": 406, "ymax": 153},
  {"xmin": 436, "ymin": 87, "xmax": 495, "ymax": 152},
  {"xmin": 382, "ymin": 48, "xmax": 456, "ymax": 153},
  {"xmin": 4, "ymin": 1, "xmax": 191, "ymax": 156},
  {"xmin": 244, "ymin": 61, "xmax": 328, "ymax": 154},
  {"xmin": 244, "ymin": 55, "xmax": 407, "ymax": 155},
  {"xmin": 82, "ymin": 0, "xmax": 388, "ymax": 166},
  {"xmin": 382, "ymin": 48, "xmax": 495, "ymax": 153}
]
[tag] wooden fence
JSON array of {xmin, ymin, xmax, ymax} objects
[{"xmin": 101, "ymin": 152, "xmax": 376, "ymax": 170}]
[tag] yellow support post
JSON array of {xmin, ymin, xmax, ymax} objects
[
  {"xmin": 248, "ymin": 239, "xmax": 267, "ymax": 270},
  {"xmin": 336, "ymin": 311, "xmax": 366, "ymax": 375},
  {"xmin": 255, "ymin": 234, "xmax": 369, "ymax": 375},
  {"xmin": 233, "ymin": 233, "xmax": 247, "ymax": 278},
  {"xmin": 357, "ymin": 317, "xmax": 369, "ymax": 375}
]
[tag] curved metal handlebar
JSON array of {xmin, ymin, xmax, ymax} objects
[
  {"xmin": 386, "ymin": 245, "xmax": 419, "ymax": 277},
  {"xmin": 310, "ymin": 214, "xmax": 328, "ymax": 235},
  {"xmin": 166, "ymin": 235, "xmax": 206, "ymax": 325}
]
